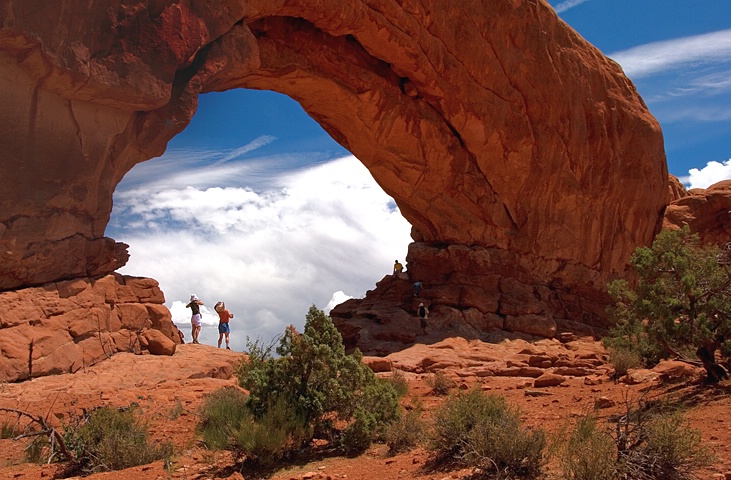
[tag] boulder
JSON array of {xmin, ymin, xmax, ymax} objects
[
  {"xmin": 534, "ymin": 373, "xmax": 566, "ymax": 388},
  {"xmin": 141, "ymin": 329, "xmax": 177, "ymax": 356}
]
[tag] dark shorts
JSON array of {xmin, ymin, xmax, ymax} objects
[{"xmin": 218, "ymin": 323, "xmax": 230, "ymax": 334}]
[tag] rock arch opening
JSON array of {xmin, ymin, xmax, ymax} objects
[{"xmin": 107, "ymin": 88, "xmax": 413, "ymax": 346}]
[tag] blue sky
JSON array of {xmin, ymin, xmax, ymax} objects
[{"xmin": 108, "ymin": 2, "xmax": 731, "ymax": 348}]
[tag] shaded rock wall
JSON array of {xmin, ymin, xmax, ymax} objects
[
  {"xmin": 0, "ymin": 0, "xmax": 669, "ymax": 358},
  {"xmin": 0, "ymin": 274, "xmax": 181, "ymax": 383}
]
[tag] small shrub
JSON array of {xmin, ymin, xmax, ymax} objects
[
  {"xmin": 25, "ymin": 435, "xmax": 49, "ymax": 464},
  {"xmin": 167, "ymin": 398, "xmax": 183, "ymax": 420},
  {"xmin": 426, "ymin": 371, "xmax": 453, "ymax": 396},
  {"xmin": 1, "ymin": 420, "xmax": 15, "ymax": 439},
  {"xmin": 608, "ymin": 347, "xmax": 642, "ymax": 378},
  {"xmin": 557, "ymin": 415, "xmax": 618, "ymax": 480},
  {"xmin": 558, "ymin": 400, "xmax": 715, "ymax": 480},
  {"xmin": 622, "ymin": 410, "xmax": 714, "ymax": 480},
  {"xmin": 231, "ymin": 398, "xmax": 310, "ymax": 468},
  {"xmin": 388, "ymin": 369, "xmax": 409, "ymax": 397},
  {"xmin": 386, "ymin": 408, "xmax": 427, "ymax": 455},
  {"xmin": 198, "ymin": 387, "xmax": 249, "ymax": 450},
  {"xmin": 231, "ymin": 306, "xmax": 400, "ymax": 462},
  {"xmin": 63, "ymin": 405, "xmax": 173, "ymax": 475},
  {"xmin": 429, "ymin": 388, "xmax": 546, "ymax": 477}
]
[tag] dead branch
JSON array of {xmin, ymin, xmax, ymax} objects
[{"xmin": 0, "ymin": 407, "xmax": 73, "ymax": 462}]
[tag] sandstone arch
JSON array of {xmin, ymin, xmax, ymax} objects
[{"xmin": 0, "ymin": 0, "xmax": 667, "ymax": 363}]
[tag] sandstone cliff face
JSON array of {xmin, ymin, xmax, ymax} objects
[
  {"xmin": 0, "ymin": 1, "xmax": 669, "ymax": 357},
  {"xmin": 0, "ymin": 274, "xmax": 181, "ymax": 383}
]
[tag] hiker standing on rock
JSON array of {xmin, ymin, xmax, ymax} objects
[
  {"xmin": 186, "ymin": 294, "xmax": 204, "ymax": 344},
  {"xmin": 393, "ymin": 260, "xmax": 404, "ymax": 275},
  {"xmin": 214, "ymin": 301, "xmax": 234, "ymax": 350},
  {"xmin": 418, "ymin": 302, "xmax": 429, "ymax": 333}
]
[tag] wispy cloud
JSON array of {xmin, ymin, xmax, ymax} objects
[
  {"xmin": 110, "ymin": 154, "xmax": 412, "ymax": 349},
  {"xmin": 678, "ymin": 158, "xmax": 731, "ymax": 189},
  {"xmin": 609, "ymin": 29, "xmax": 731, "ymax": 78},
  {"xmin": 552, "ymin": 0, "xmax": 590, "ymax": 14},
  {"xmin": 213, "ymin": 135, "xmax": 276, "ymax": 165}
]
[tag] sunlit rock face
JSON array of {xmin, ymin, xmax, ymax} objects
[
  {"xmin": 664, "ymin": 179, "xmax": 731, "ymax": 248},
  {"xmin": 0, "ymin": 274, "xmax": 182, "ymax": 383},
  {"xmin": 0, "ymin": 1, "xmax": 669, "ymax": 352}
]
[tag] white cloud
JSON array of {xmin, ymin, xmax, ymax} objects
[
  {"xmin": 324, "ymin": 291, "xmax": 353, "ymax": 314},
  {"xmin": 609, "ymin": 29, "xmax": 731, "ymax": 79},
  {"xmin": 682, "ymin": 158, "xmax": 731, "ymax": 189},
  {"xmin": 110, "ymin": 154, "xmax": 412, "ymax": 350},
  {"xmin": 552, "ymin": 0, "xmax": 590, "ymax": 14}
]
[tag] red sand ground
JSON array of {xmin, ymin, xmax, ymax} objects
[{"xmin": 0, "ymin": 341, "xmax": 729, "ymax": 480}]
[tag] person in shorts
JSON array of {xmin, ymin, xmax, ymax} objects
[
  {"xmin": 214, "ymin": 301, "xmax": 234, "ymax": 350},
  {"xmin": 186, "ymin": 294, "xmax": 204, "ymax": 344}
]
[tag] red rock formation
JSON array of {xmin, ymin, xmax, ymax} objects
[
  {"xmin": 664, "ymin": 179, "xmax": 731, "ymax": 248},
  {"xmin": 0, "ymin": 274, "xmax": 181, "ymax": 383},
  {"xmin": 668, "ymin": 174, "xmax": 688, "ymax": 202},
  {"xmin": 0, "ymin": 1, "xmax": 669, "ymax": 358}
]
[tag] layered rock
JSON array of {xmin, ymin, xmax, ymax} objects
[
  {"xmin": 0, "ymin": 274, "xmax": 182, "ymax": 383},
  {"xmin": 0, "ymin": 0, "xmax": 668, "ymax": 359}
]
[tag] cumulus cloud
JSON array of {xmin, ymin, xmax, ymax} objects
[
  {"xmin": 109, "ymin": 153, "xmax": 412, "ymax": 350},
  {"xmin": 609, "ymin": 29, "xmax": 731, "ymax": 79},
  {"xmin": 678, "ymin": 158, "xmax": 731, "ymax": 189},
  {"xmin": 552, "ymin": 0, "xmax": 590, "ymax": 14}
]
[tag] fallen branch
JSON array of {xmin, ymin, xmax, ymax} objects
[
  {"xmin": 0, "ymin": 407, "xmax": 73, "ymax": 463},
  {"xmin": 658, "ymin": 338, "xmax": 702, "ymax": 367}
]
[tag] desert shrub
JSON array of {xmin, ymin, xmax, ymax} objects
[
  {"xmin": 1, "ymin": 420, "xmax": 15, "ymax": 439},
  {"xmin": 63, "ymin": 405, "xmax": 173, "ymax": 475},
  {"xmin": 558, "ymin": 399, "xmax": 714, "ymax": 480},
  {"xmin": 386, "ymin": 408, "xmax": 427, "ymax": 455},
  {"xmin": 24, "ymin": 435, "xmax": 49, "ymax": 464},
  {"xmin": 167, "ymin": 398, "xmax": 183, "ymax": 420},
  {"xmin": 608, "ymin": 347, "xmax": 643, "ymax": 378},
  {"xmin": 557, "ymin": 415, "xmax": 618, "ymax": 480},
  {"xmin": 231, "ymin": 398, "xmax": 310, "ymax": 468},
  {"xmin": 426, "ymin": 371, "xmax": 453, "ymax": 396},
  {"xmin": 198, "ymin": 387, "xmax": 250, "ymax": 450},
  {"xmin": 388, "ymin": 369, "xmax": 409, "ymax": 397},
  {"xmin": 429, "ymin": 388, "xmax": 546, "ymax": 477},
  {"xmin": 621, "ymin": 409, "xmax": 714, "ymax": 480},
  {"xmin": 222, "ymin": 306, "xmax": 399, "ymax": 463}
]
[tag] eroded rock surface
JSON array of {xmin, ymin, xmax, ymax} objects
[
  {"xmin": 0, "ymin": 1, "xmax": 669, "ymax": 358},
  {"xmin": 0, "ymin": 274, "xmax": 182, "ymax": 383}
]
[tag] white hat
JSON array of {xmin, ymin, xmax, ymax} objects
[
  {"xmin": 190, "ymin": 294, "xmax": 198, "ymax": 301},
  {"xmin": 214, "ymin": 301, "xmax": 224, "ymax": 312}
]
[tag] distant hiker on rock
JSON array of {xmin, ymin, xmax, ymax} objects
[
  {"xmin": 413, "ymin": 281, "xmax": 423, "ymax": 296},
  {"xmin": 393, "ymin": 260, "xmax": 404, "ymax": 275},
  {"xmin": 214, "ymin": 301, "xmax": 234, "ymax": 350},
  {"xmin": 418, "ymin": 302, "xmax": 429, "ymax": 333},
  {"xmin": 186, "ymin": 294, "xmax": 204, "ymax": 344}
]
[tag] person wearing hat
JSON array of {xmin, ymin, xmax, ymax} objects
[
  {"xmin": 214, "ymin": 301, "xmax": 234, "ymax": 350},
  {"xmin": 186, "ymin": 294, "xmax": 204, "ymax": 344}
]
